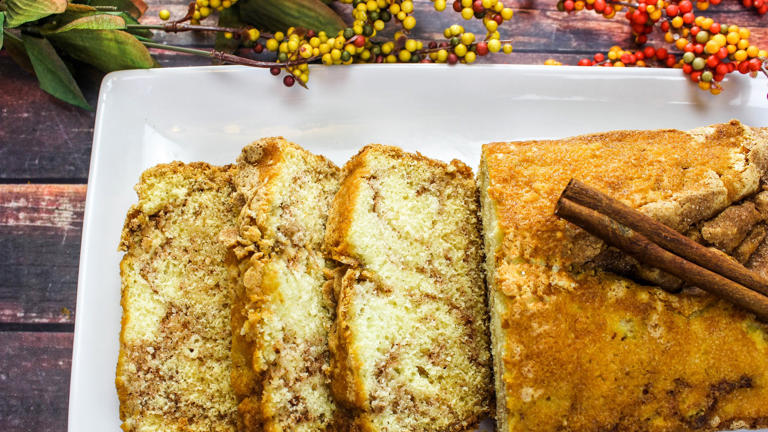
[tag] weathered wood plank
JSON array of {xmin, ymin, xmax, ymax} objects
[
  {"xmin": 0, "ymin": 185, "xmax": 86, "ymax": 325},
  {"xmin": 0, "ymin": 54, "xmax": 95, "ymax": 182},
  {"xmin": 0, "ymin": 332, "xmax": 73, "ymax": 432}
]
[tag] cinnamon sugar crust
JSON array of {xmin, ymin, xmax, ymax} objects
[{"xmin": 480, "ymin": 121, "xmax": 768, "ymax": 432}]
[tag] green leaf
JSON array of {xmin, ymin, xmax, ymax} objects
[
  {"xmin": 3, "ymin": 29, "xmax": 34, "ymax": 73},
  {"xmin": 215, "ymin": 4, "xmax": 242, "ymax": 54},
  {"xmin": 49, "ymin": 29, "xmax": 156, "ymax": 72},
  {"xmin": 239, "ymin": 0, "xmax": 344, "ymax": 34},
  {"xmin": 43, "ymin": 14, "xmax": 126, "ymax": 34},
  {"xmin": 1, "ymin": 13, "xmax": 5, "ymax": 52},
  {"xmin": 5, "ymin": 0, "xmax": 68, "ymax": 28},
  {"xmin": 22, "ymin": 34, "xmax": 91, "ymax": 110}
]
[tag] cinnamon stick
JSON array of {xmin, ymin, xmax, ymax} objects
[
  {"xmin": 555, "ymin": 193, "xmax": 768, "ymax": 322},
  {"xmin": 561, "ymin": 179, "xmax": 768, "ymax": 298}
]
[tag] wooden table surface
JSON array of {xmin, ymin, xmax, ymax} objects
[{"xmin": 1, "ymin": 1, "xmax": 767, "ymax": 430}]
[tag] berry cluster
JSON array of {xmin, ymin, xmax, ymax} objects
[
  {"xmin": 190, "ymin": 0, "xmax": 238, "ymax": 24},
  {"xmin": 560, "ymin": 0, "xmax": 767, "ymax": 94},
  {"xmin": 161, "ymin": 0, "xmax": 516, "ymax": 87}
]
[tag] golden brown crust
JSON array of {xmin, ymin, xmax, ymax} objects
[
  {"xmin": 117, "ymin": 161, "xmax": 239, "ymax": 432},
  {"xmin": 481, "ymin": 121, "xmax": 768, "ymax": 432}
]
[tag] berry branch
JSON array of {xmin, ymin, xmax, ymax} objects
[{"xmin": 555, "ymin": 0, "xmax": 767, "ymax": 95}]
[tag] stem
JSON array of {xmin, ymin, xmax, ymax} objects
[
  {"xmin": 141, "ymin": 41, "xmax": 317, "ymax": 68},
  {"xmin": 127, "ymin": 23, "xmax": 273, "ymax": 39}
]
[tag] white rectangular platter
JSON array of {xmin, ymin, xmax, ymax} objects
[{"xmin": 69, "ymin": 64, "xmax": 768, "ymax": 431}]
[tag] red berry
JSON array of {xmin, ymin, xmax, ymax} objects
[
  {"xmin": 594, "ymin": 0, "xmax": 606, "ymax": 11},
  {"xmin": 429, "ymin": 41, "xmax": 437, "ymax": 49},
  {"xmin": 683, "ymin": 12, "xmax": 695, "ymax": 24},
  {"xmin": 476, "ymin": 42, "xmax": 489, "ymax": 55},
  {"xmin": 717, "ymin": 47, "xmax": 728, "ymax": 59},
  {"xmin": 254, "ymin": 43, "xmax": 264, "ymax": 53},
  {"xmin": 679, "ymin": 0, "xmax": 693, "ymax": 12},
  {"xmin": 756, "ymin": 0, "xmax": 764, "ymax": 7},
  {"xmin": 666, "ymin": 4, "xmax": 679, "ymax": 15},
  {"xmin": 750, "ymin": 58, "xmax": 762, "ymax": 71},
  {"xmin": 453, "ymin": 0, "xmax": 462, "ymax": 11},
  {"xmin": 447, "ymin": 53, "xmax": 458, "ymax": 64},
  {"xmin": 744, "ymin": 0, "xmax": 754, "ymax": 6},
  {"xmin": 354, "ymin": 36, "xmax": 365, "ymax": 47},
  {"xmin": 473, "ymin": 0, "xmax": 484, "ymax": 12},
  {"xmin": 728, "ymin": 62, "xmax": 736, "ymax": 72},
  {"xmin": 306, "ymin": 30, "xmax": 316, "ymax": 38},
  {"xmin": 661, "ymin": 21, "xmax": 670, "ymax": 31},
  {"xmin": 684, "ymin": 43, "xmax": 694, "ymax": 52},
  {"xmin": 604, "ymin": 62, "xmax": 613, "ymax": 67},
  {"xmin": 656, "ymin": 47, "xmax": 667, "ymax": 60},
  {"xmin": 738, "ymin": 61, "xmax": 750, "ymax": 74},
  {"xmin": 636, "ymin": 35, "xmax": 648, "ymax": 45},
  {"xmin": 283, "ymin": 75, "xmax": 295, "ymax": 87},
  {"xmin": 643, "ymin": 46, "xmax": 655, "ymax": 58},
  {"xmin": 578, "ymin": 58, "xmax": 593, "ymax": 66},
  {"xmin": 691, "ymin": 71, "xmax": 702, "ymax": 82},
  {"xmin": 706, "ymin": 55, "xmax": 719, "ymax": 68},
  {"xmin": 421, "ymin": 58, "xmax": 432, "ymax": 63},
  {"xmin": 638, "ymin": 3, "xmax": 647, "ymax": 12},
  {"xmin": 714, "ymin": 73, "xmax": 725, "ymax": 81},
  {"xmin": 716, "ymin": 63, "xmax": 729, "ymax": 75},
  {"xmin": 694, "ymin": 44, "xmax": 704, "ymax": 55},
  {"xmin": 594, "ymin": 52, "xmax": 605, "ymax": 62},
  {"xmin": 494, "ymin": 14, "xmax": 503, "ymax": 23},
  {"xmin": 270, "ymin": 67, "xmax": 281, "ymax": 76},
  {"xmin": 690, "ymin": 26, "xmax": 700, "ymax": 36},
  {"xmin": 564, "ymin": 0, "xmax": 574, "ymax": 10},
  {"xmin": 666, "ymin": 56, "xmax": 676, "ymax": 67},
  {"xmin": 710, "ymin": 23, "xmax": 720, "ymax": 34},
  {"xmin": 683, "ymin": 63, "xmax": 693, "ymax": 74}
]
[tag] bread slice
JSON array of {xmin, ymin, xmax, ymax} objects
[
  {"xmin": 479, "ymin": 120, "xmax": 768, "ymax": 432},
  {"xmin": 324, "ymin": 145, "xmax": 492, "ymax": 432},
  {"xmin": 117, "ymin": 162, "xmax": 240, "ymax": 432},
  {"xmin": 226, "ymin": 137, "xmax": 341, "ymax": 431}
]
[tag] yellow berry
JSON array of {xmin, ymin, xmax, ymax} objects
[
  {"xmin": 299, "ymin": 44, "xmax": 313, "ymax": 58},
  {"xmin": 322, "ymin": 53, "xmax": 333, "ymax": 64},
  {"xmin": 288, "ymin": 39, "xmax": 299, "ymax": 51},
  {"xmin": 465, "ymin": 51, "xmax": 476, "ymax": 63},
  {"xmin": 501, "ymin": 7, "xmax": 514, "ymax": 19},
  {"xmin": 386, "ymin": 54, "xmax": 397, "ymax": 63},
  {"xmin": 461, "ymin": 32, "xmax": 475, "ymax": 45},
  {"xmin": 274, "ymin": 32, "xmax": 284, "ymax": 41},
  {"xmin": 664, "ymin": 32, "xmax": 675, "ymax": 43},
  {"xmin": 299, "ymin": 73, "xmax": 309, "ymax": 83},
  {"xmin": 739, "ymin": 28, "xmax": 751, "ymax": 39},
  {"xmin": 435, "ymin": 0, "xmax": 447, "ymax": 10},
  {"xmin": 266, "ymin": 38, "xmax": 278, "ymax": 51},
  {"xmin": 402, "ymin": 0, "xmax": 414, "ymax": 12},
  {"xmin": 696, "ymin": 1, "xmax": 708, "ymax": 9},
  {"xmin": 222, "ymin": 0, "xmax": 231, "ymax": 7},
  {"xmin": 759, "ymin": 50, "xmax": 768, "ymax": 58},
  {"xmin": 354, "ymin": 23, "xmax": 363, "ymax": 34},
  {"xmin": 671, "ymin": 16, "xmax": 683, "ymax": 28},
  {"xmin": 675, "ymin": 38, "xmax": 688, "ymax": 50},
  {"xmin": 398, "ymin": 50, "xmax": 411, "ymax": 61},
  {"xmin": 403, "ymin": 15, "xmax": 416, "ymax": 30},
  {"xmin": 405, "ymin": 39, "xmax": 418, "ymax": 52},
  {"xmin": 710, "ymin": 87, "xmax": 721, "ymax": 95},
  {"xmin": 698, "ymin": 80, "xmax": 710, "ymax": 90},
  {"xmin": 367, "ymin": 0, "xmax": 377, "ymax": 10},
  {"xmin": 331, "ymin": 48, "xmax": 342, "ymax": 60},
  {"xmin": 454, "ymin": 43, "xmax": 468, "ymax": 57},
  {"xmin": 747, "ymin": 45, "xmax": 759, "ymax": 58},
  {"xmin": 199, "ymin": 6, "xmax": 211, "ymax": 17},
  {"xmin": 727, "ymin": 44, "xmax": 736, "ymax": 54},
  {"xmin": 614, "ymin": 61, "xmax": 625, "ymax": 67},
  {"xmin": 738, "ymin": 39, "xmax": 749, "ymax": 50},
  {"xmin": 334, "ymin": 38, "xmax": 345, "ymax": 49},
  {"xmin": 360, "ymin": 49, "xmax": 371, "ymax": 60},
  {"xmin": 390, "ymin": 3, "xmax": 400, "ymax": 13},
  {"xmin": 694, "ymin": 16, "xmax": 705, "ymax": 26},
  {"xmin": 450, "ymin": 25, "xmax": 463, "ymax": 36},
  {"xmin": 734, "ymin": 49, "xmax": 747, "ymax": 61},
  {"xmin": 437, "ymin": 49, "xmax": 449, "ymax": 62},
  {"xmin": 482, "ymin": 0, "xmax": 493, "ymax": 7},
  {"xmin": 158, "ymin": 9, "xmax": 171, "ymax": 20},
  {"xmin": 345, "ymin": 44, "xmax": 356, "ymax": 54},
  {"xmin": 711, "ymin": 33, "xmax": 725, "ymax": 47},
  {"xmin": 461, "ymin": 7, "xmax": 474, "ymax": 19},
  {"xmin": 210, "ymin": 0, "xmax": 221, "ymax": 7},
  {"xmin": 649, "ymin": 9, "xmax": 661, "ymax": 20},
  {"xmin": 726, "ymin": 32, "xmax": 740, "ymax": 45},
  {"xmin": 494, "ymin": 2, "xmax": 504, "ymax": 11},
  {"xmin": 488, "ymin": 39, "xmax": 501, "ymax": 52},
  {"xmin": 462, "ymin": 0, "xmax": 473, "ymax": 6},
  {"xmin": 575, "ymin": 1, "xmax": 584, "ymax": 10},
  {"xmin": 485, "ymin": 19, "xmax": 498, "ymax": 32},
  {"xmin": 224, "ymin": 32, "xmax": 233, "ymax": 39}
]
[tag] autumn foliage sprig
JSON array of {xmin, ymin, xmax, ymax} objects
[{"xmin": 554, "ymin": 0, "xmax": 768, "ymax": 95}]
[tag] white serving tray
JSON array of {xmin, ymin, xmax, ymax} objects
[{"xmin": 69, "ymin": 64, "xmax": 768, "ymax": 431}]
